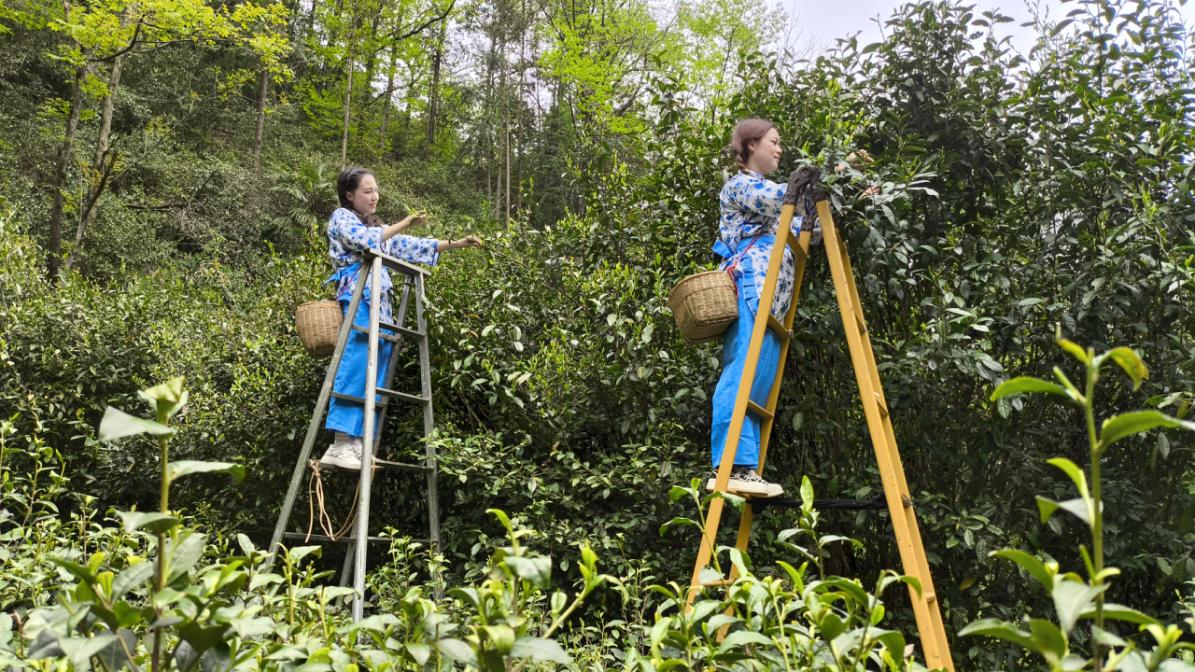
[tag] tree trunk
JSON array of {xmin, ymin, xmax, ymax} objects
[
  {"xmin": 340, "ymin": 50, "xmax": 354, "ymax": 163},
  {"xmin": 47, "ymin": 62, "xmax": 86, "ymax": 280},
  {"xmin": 340, "ymin": 4, "xmax": 358, "ymax": 164},
  {"xmin": 70, "ymin": 48, "xmax": 124, "ymax": 266},
  {"xmin": 379, "ymin": 38, "xmax": 398, "ymax": 153},
  {"xmin": 359, "ymin": 1, "xmax": 382, "ymax": 150},
  {"xmin": 253, "ymin": 66, "xmax": 269, "ymax": 179},
  {"xmin": 425, "ymin": 17, "xmax": 446, "ymax": 148}
]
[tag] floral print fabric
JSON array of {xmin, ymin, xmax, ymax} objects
[
  {"xmin": 327, "ymin": 207, "xmax": 439, "ymax": 322},
  {"xmin": 713, "ymin": 170, "xmax": 807, "ymax": 319}
]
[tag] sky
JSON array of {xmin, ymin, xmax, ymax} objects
[{"xmin": 783, "ymin": 0, "xmax": 1195, "ymax": 56}]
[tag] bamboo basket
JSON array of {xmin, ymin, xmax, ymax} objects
[
  {"xmin": 296, "ymin": 300, "xmax": 342, "ymax": 356},
  {"xmin": 668, "ymin": 270, "xmax": 738, "ymax": 344}
]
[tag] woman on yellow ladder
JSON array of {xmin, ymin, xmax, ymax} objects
[{"xmin": 707, "ymin": 118, "xmax": 817, "ymax": 498}]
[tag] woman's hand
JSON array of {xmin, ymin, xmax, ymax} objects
[
  {"xmin": 396, "ymin": 211, "xmax": 429, "ymax": 232},
  {"xmin": 439, "ymin": 235, "xmax": 483, "ymax": 251}
]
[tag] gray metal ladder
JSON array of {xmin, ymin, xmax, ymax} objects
[{"xmin": 270, "ymin": 249, "xmax": 440, "ymax": 622}]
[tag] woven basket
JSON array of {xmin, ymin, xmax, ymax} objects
[
  {"xmin": 668, "ymin": 270, "xmax": 738, "ymax": 344},
  {"xmin": 296, "ymin": 300, "xmax": 342, "ymax": 356}
]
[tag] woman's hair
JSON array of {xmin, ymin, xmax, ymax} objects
[
  {"xmin": 728, "ymin": 118, "xmax": 776, "ymax": 170},
  {"xmin": 336, "ymin": 166, "xmax": 383, "ymax": 226}
]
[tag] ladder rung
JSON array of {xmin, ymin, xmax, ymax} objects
[
  {"xmin": 701, "ymin": 578, "xmax": 733, "ymax": 588},
  {"xmin": 350, "ymin": 322, "xmax": 426, "ymax": 340},
  {"xmin": 331, "ymin": 392, "xmax": 389, "ymax": 408},
  {"xmin": 766, "ymin": 314, "xmax": 792, "ymax": 341},
  {"xmin": 379, "ymin": 387, "xmax": 429, "ymax": 404},
  {"xmin": 281, "ymin": 531, "xmax": 429, "ymax": 545},
  {"xmin": 378, "ymin": 320, "xmax": 425, "ymax": 339},
  {"xmin": 349, "ymin": 325, "xmax": 399, "ymax": 343},
  {"xmin": 373, "ymin": 458, "xmax": 433, "ymax": 472},
  {"xmin": 331, "ymin": 390, "xmax": 428, "ymax": 406},
  {"xmin": 746, "ymin": 401, "xmax": 773, "ymax": 421}
]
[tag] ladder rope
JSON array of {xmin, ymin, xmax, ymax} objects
[{"xmin": 304, "ymin": 459, "xmax": 377, "ymax": 543}]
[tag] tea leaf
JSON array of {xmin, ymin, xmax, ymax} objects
[
  {"xmin": 511, "ymin": 636, "xmax": 571, "ymax": 664},
  {"xmin": 1100, "ymin": 411, "xmax": 1195, "ymax": 450},
  {"xmin": 98, "ymin": 407, "xmax": 175, "ymax": 441}
]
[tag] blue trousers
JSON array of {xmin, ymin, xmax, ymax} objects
[
  {"xmin": 710, "ymin": 260, "xmax": 782, "ymax": 469},
  {"xmin": 325, "ymin": 296, "xmax": 393, "ymax": 438}
]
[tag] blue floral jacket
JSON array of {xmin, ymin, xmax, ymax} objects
[{"xmin": 327, "ymin": 207, "xmax": 439, "ymax": 322}]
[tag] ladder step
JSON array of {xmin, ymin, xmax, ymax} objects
[
  {"xmin": 766, "ymin": 314, "xmax": 792, "ymax": 341},
  {"xmin": 331, "ymin": 390, "xmax": 429, "ymax": 407},
  {"xmin": 373, "ymin": 458, "xmax": 433, "ymax": 473},
  {"xmin": 750, "ymin": 495, "xmax": 888, "ymax": 512},
  {"xmin": 746, "ymin": 401, "xmax": 773, "ymax": 421},
  {"xmin": 701, "ymin": 578, "xmax": 733, "ymax": 588},
  {"xmin": 350, "ymin": 322, "xmax": 425, "ymax": 340},
  {"xmin": 282, "ymin": 531, "xmax": 430, "ymax": 545}
]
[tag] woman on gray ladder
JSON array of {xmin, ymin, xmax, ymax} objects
[
  {"xmin": 707, "ymin": 118, "xmax": 818, "ymax": 498},
  {"xmin": 319, "ymin": 166, "xmax": 482, "ymax": 470}
]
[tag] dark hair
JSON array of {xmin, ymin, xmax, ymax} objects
[
  {"xmin": 336, "ymin": 166, "xmax": 383, "ymax": 226},
  {"xmin": 728, "ymin": 118, "xmax": 776, "ymax": 170}
]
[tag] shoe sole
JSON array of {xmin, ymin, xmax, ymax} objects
[
  {"xmin": 319, "ymin": 456, "xmax": 363, "ymax": 471},
  {"xmin": 706, "ymin": 478, "xmax": 784, "ymax": 498}
]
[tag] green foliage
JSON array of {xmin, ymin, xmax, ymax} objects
[{"xmin": 962, "ymin": 337, "xmax": 1195, "ymax": 671}]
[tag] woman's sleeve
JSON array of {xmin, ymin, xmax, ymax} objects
[
  {"xmin": 329, "ymin": 208, "xmax": 382, "ymax": 252},
  {"xmin": 383, "ymin": 234, "xmax": 440, "ymax": 267},
  {"xmin": 725, "ymin": 175, "xmax": 787, "ymax": 219}
]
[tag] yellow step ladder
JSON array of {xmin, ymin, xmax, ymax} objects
[{"xmin": 689, "ymin": 166, "xmax": 954, "ymax": 671}]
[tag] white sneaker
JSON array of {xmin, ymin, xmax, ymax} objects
[
  {"xmin": 319, "ymin": 434, "xmax": 363, "ymax": 470},
  {"xmin": 706, "ymin": 469, "xmax": 784, "ymax": 498}
]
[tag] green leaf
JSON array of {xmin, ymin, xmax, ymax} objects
[
  {"xmin": 959, "ymin": 618, "xmax": 1034, "ymax": 649},
  {"xmin": 436, "ymin": 638, "xmax": 477, "ymax": 665},
  {"xmin": 405, "ymin": 642, "xmax": 431, "ymax": 665},
  {"xmin": 64, "ymin": 633, "xmax": 118, "ymax": 667},
  {"xmin": 112, "ymin": 561, "xmax": 155, "ymax": 599},
  {"xmin": 992, "ymin": 549, "xmax": 1054, "ymax": 593},
  {"xmin": 1052, "ymin": 579, "xmax": 1105, "ymax": 634},
  {"xmin": 990, "ymin": 377, "xmax": 1069, "ymax": 402},
  {"xmin": 1082, "ymin": 603, "xmax": 1158, "ymax": 626},
  {"xmin": 1036, "ymin": 496, "xmax": 1093, "ymax": 526},
  {"xmin": 511, "ymin": 637, "xmax": 571, "ymax": 664},
  {"xmin": 98, "ymin": 407, "xmax": 175, "ymax": 441},
  {"xmin": 505, "ymin": 556, "xmax": 551, "ymax": 588},
  {"xmin": 285, "ymin": 545, "xmax": 322, "ymax": 564},
  {"xmin": 1028, "ymin": 618, "xmax": 1067, "ymax": 660},
  {"xmin": 718, "ymin": 630, "xmax": 772, "ymax": 652},
  {"xmin": 178, "ymin": 621, "xmax": 227, "ymax": 653},
  {"xmin": 51, "ymin": 557, "xmax": 97, "ymax": 584},
  {"xmin": 168, "ymin": 461, "xmax": 246, "ymax": 484},
  {"xmin": 118, "ymin": 511, "xmax": 179, "ymax": 534},
  {"xmin": 1046, "ymin": 458, "xmax": 1090, "ymax": 498},
  {"xmin": 167, "ymin": 533, "xmax": 208, "ymax": 584},
  {"xmin": 138, "ymin": 377, "xmax": 188, "ymax": 419},
  {"xmin": 1104, "ymin": 347, "xmax": 1148, "ymax": 390},
  {"xmin": 1055, "ymin": 332, "xmax": 1090, "ymax": 364},
  {"xmin": 1099, "ymin": 411, "xmax": 1195, "ymax": 451}
]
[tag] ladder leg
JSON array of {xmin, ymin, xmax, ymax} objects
[
  {"xmin": 414, "ymin": 274, "xmax": 442, "ymax": 598},
  {"xmin": 270, "ymin": 267, "xmax": 370, "ymax": 558},
  {"xmin": 351, "ymin": 256, "xmax": 384, "ymax": 622},
  {"xmin": 818, "ymin": 201, "xmax": 954, "ymax": 671}
]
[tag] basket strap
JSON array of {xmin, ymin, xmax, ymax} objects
[{"xmin": 724, "ymin": 236, "xmax": 761, "ymax": 296}]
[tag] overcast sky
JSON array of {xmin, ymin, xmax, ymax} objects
[{"xmin": 782, "ymin": 0, "xmax": 1195, "ymax": 56}]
